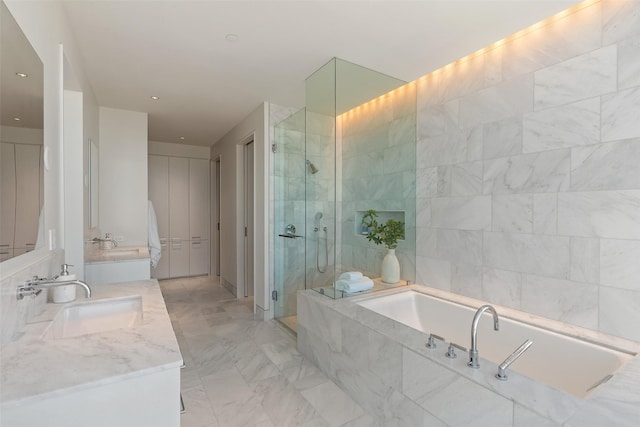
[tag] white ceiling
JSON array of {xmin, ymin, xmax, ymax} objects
[{"xmin": 60, "ymin": 0, "xmax": 581, "ymax": 147}]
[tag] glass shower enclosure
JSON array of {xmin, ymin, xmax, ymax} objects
[{"xmin": 273, "ymin": 58, "xmax": 417, "ymax": 332}]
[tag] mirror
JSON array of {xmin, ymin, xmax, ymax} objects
[{"xmin": 0, "ymin": 1, "xmax": 45, "ymax": 262}]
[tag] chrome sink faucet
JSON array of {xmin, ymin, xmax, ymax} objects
[
  {"xmin": 468, "ymin": 304, "xmax": 499, "ymax": 369},
  {"xmin": 17, "ymin": 276, "xmax": 92, "ymax": 300}
]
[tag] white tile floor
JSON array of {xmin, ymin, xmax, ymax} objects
[{"xmin": 160, "ymin": 276, "xmax": 372, "ymax": 427}]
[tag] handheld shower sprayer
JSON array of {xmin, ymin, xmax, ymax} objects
[{"xmin": 306, "ymin": 160, "xmax": 319, "ymax": 175}]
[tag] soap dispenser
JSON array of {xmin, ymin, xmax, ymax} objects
[{"xmin": 52, "ymin": 263, "xmax": 76, "ymax": 303}]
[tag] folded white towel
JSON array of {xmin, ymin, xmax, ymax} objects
[
  {"xmin": 335, "ymin": 276, "xmax": 374, "ymax": 293},
  {"xmin": 339, "ymin": 271, "xmax": 363, "ymax": 281}
]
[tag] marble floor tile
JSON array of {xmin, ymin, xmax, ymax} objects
[{"xmin": 161, "ymin": 275, "xmax": 374, "ymax": 427}]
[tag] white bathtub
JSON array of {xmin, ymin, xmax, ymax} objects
[{"xmin": 356, "ymin": 289, "xmax": 636, "ymax": 398}]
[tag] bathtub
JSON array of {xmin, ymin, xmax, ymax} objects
[{"xmin": 356, "ymin": 289, "xmax": 636, "ymax": 398}]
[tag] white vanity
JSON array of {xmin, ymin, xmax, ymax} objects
[
  {"xmin": 84, "ymin": 245, "xmax": 151, "ymax": 284},
  {"xmin": 0, "ymin": 279, "xmax": 182, "ymax": 427}
]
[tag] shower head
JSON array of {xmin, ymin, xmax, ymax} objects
[{"xmin": 306, "ymin": 160, "xmax": 319, "ymax": 175}]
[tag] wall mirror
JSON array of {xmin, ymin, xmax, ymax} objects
[{"xmin": 0, "ymin": 0, "xmax": 45, "ymax": 262}]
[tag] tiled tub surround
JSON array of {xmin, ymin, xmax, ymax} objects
[
  {"xmin": 1, "ymin": 279, "xmax": 182, "ymax": 426},
  {"xmin": 298, "ymin": 286, "xmax": 640, "ymax": 426},
  {"xmin": 414, "ymin": 0, "xmax": 640, "ymax": 343}
]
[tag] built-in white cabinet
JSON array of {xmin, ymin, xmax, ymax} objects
[
  {"xmin": 149, "ymin": 155, "xmax": 210, "ymax": 279},
  {"xmin": 0, "ymin": 142, "xmax": 42, "ymax": 260}
]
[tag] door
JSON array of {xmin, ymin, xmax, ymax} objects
[
  {"xmin": 211, "ymin": 158, "xmax": 221, "ymax": 276},
  {"xmin": 243, "ymin": 141, "xmax": 254, "ymax": 297},
  {"xmin": 189, "ymin": 158, "xmax": 210, "ymax": 275},
  {"xmin": 169, "ymin": 157, "xmax": 189, "ymax": 277},
  {"xmin": 148, "ymin": 155, "xmax": 170, "ymax": 279},
  {"xmin": 273, "ymin": 108, "xmax": 306, "ymax": 328}
]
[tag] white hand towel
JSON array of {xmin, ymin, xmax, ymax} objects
[
  {"xmin": 335, "ymin": 276, "xmax": 374, "ymax": 293},
  {"xmin": 339, "ymin": 271, "xmax": 363, "ymax": 281}
]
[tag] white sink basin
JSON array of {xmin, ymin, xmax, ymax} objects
[
  {"xmin": 43, "ymin": 296, "xmax": 143, "ymax": 340},
  {"xmin": 103, "ymin": 247, "xmax": 141, "ymax": 257}
]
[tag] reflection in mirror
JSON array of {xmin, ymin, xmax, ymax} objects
[
  {"xmin": 0, "ymin": 1, "xmax": 45, "ymax": 262},
  {"xmin": 89, "ymin": 138, "xmax": 98, "ymax": 229}
]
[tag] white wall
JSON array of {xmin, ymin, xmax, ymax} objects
[
  {"xmin": 211, "ymin": 103, "xmax": 269, "ymax": 314},
  {"xmin": 99, "ymin": 107, "xmax": 148, "ymax": 246}
]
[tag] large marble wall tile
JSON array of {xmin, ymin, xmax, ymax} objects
[
  {"xmin": 451, "ymin": 263, "xmax": 483, "ymax": 300},
  {"xmin": 459, "ymin": 74, "xmax": 534, "ymax": 128},
  {"xmin": 483, "ymin": 116, "xmax": 522, "ymax": 160},
  {"xmin": 420, "ymin": 132, "xmax": 468, "ymax": 167},
  {"xmin": 484, "ymin": 45, "xmax": 503, "ymax": 87},
  {"xmin": 436, "ymin": 166, "xmax": 451, "ymax": 197},
  {"xmin": 523, "ymin": 98, "xmax": 600, "ymax": 153},
  {"xmin": 533, "ymin": 193, "xmax": 557, "ymax": 235},
  {"xmin": 600, "ymin": 238, "xmax": 640, "ymax": 291},
  {"xmin": 465, "ymin": 125, "xmax": 484, "ymax": 162},
  {"xmin": 431, "ymin": 196, "xmax": 491, "ymax": 230},
  {"xmin": 602, "ymin": 0, "xmax": 640, "ymax": 45},
  {"xmin": 570, "ymin": 237, "xmax": 600, "ymax": 284},
  {"xmin": 534, "ymin": 46, "xmax": 617, "ymax": 110},
  {"xmin": 521, "ymin": 274, "xmax": 598, "ymax": 329},
  {"xmin": 436, "ymin": 229, "xmax": 483, "ymax": 265},
  {"xmin": 557, "ymin": 190, "xmax": 640, "ymax": 239},
  {"xmin": 618, "ymin": 35, "xmax": 640, "ymax": 89},
  {"xmin": 483, "ymin": 150, "xmax": 570, "ymax": 195},
  {"xmin": 492, "ymin": 194, "xmax": 533, "ymax": 233},
  {"xmin": 416, "ymin": 227, "xmax": 436, "ymax": 258},
  {"xmin": 438, "ymin": 54, "xmax": 486, "ymax": 102},
  {"xmin": 417, "ymin": 101, "xmax": 459, "ymax": 139},
  {"xmin": 402, "ymin": 348, "xmax": 513, "ymax": 427},
  {"xmin": 415, "ymin": 256, "xmax": 451, "ymax": 290},
  {"xmin": 384, "ymin": 144, "xmax": 415, "ymax": 174},
  {"xmin": 571, "ymin": 138, "xmax": 640, "ymax": 190},
  {"xmin": 501, "ymin": 1, "xmax": 602, "ymax": 80},
  {"xmin": 601, "ymin": 86, "xmax": 640, "ymax": 142},
  {"xmin": 484, "ymin": 232, "xmax": 570, "ymax": 279},
  {"xmin": 416, "ymin": 167, "xmax": 437, "ymax": 198},
  {"xmin": 450, "ymin": 161, "xmax": 483, "ymax": 196},
  {"xmin": 599, "ymin": 287, "xmax": 640, "ymax": 342},
  {"xmin": 482, "ymin": 267, "xmax": 522, "ymax": 309}
]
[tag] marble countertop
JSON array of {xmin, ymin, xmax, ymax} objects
[
  {"xmin": 0, "ymin": 279, "xmax": 182, "ymax": 407},
  {"xmin": 85, "ymin": 245, "xmax": 150, "ymax": 263}
]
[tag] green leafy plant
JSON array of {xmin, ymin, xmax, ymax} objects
[{"xmin": 361, "ymin": 209, "xmax": 405, "ymax": 249}]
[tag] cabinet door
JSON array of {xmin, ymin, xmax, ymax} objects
[
  {"xmin": 189, "ymin": 159, "xmax": 210, "ymax": 240},
  {"xmin": 14, "ymin": 144, "xmax": 41, "ymax": 250},
  {"xmin": 189, "ymin": 239, "xmax": 209, "ymax": 276},
  {"xmin": 169, "ymin": 157, "xmax": 189, "ymax": 241},
  {"xmin": 169, "ymin": 239, "xmax": 189, "ymax": 278},
  {"xmin": 149, "ymin": 155, "xmax": 170, "ymax": 279},
  {"xmin": 0, "ymin": 143, "xmax": 16, "ymax": 249}
]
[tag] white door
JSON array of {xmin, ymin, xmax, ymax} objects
[
  {"xmin": 148, "ymin": 155, "xmax": 170, "ymax": 279},
  {"xmin": 169, "ymin": 157, "xmax": 190, "ymax": 277},
  {"xmin": 244, "ymin": 141, "xmax": 254, "ymax": 297},
  {"xmin": 212, "ymin": 159, "xmax": 221, "ymax": 276},
  {"xmin": 189, "ymin": 158, "xmax": 210, "ymax": 275}
]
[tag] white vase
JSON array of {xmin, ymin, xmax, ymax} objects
[{"xmin": 381, "ymin": 248, "xmax": 400, "ymax": 284}]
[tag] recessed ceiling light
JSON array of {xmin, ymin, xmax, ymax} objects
[
  {"xmin": 225, "ymin": 33, "xmax": 239, "ymax": 42},
  {"xmin": 16, "ymin": 72, "xmax": 28, "ymax": 78},
  {"xmin": 13, "ymin": 117, "xmax": 21, "ymax": 121},
  {"xmin": 179, "ymin": 136, "xmax": 185, "ymax": 142},
  {"xmin": 150, "ymin": 96, "xmax": 159, "ymax": 100}
]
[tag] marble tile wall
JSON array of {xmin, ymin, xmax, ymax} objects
[
  {"xmin": 0, "ymin": 250, "xmax": 63, "ymax": 345},
  {"xmin": 414, "ymin": 0, "xmax": 640, "ymax": 342},
  {"xmin": 339, "ymin": 85, "xmax": 417, "ymax": 282}
]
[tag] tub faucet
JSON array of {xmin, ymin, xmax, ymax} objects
[
  {"xmin": 17, "ymin": 276, "xmax": 92, "ymax": 300},
  {"xmin": 468, "ymin": 304, "xmax": 499, "ymax": 369}
]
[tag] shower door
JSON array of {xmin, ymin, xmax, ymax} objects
[{"xmin": 273, "ymin": 109, "xmax": 306, "ymax": 330}]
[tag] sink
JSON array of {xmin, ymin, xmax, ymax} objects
[
  {"xmin": 103, "ymin": 247, "xmax": 141, "ymax": 257},
  {"xmin": 43, "ymin": 296, "xmax": 143, "ymax": 340}
]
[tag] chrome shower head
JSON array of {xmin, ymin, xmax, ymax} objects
[{"xmin": 306, "ymin": 160, "xmax": 319, "ymax": 175}]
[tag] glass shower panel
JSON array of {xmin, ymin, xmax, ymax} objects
[{"xmin": 273, "ymin": 108, "xmax": 306, "ymax": 330}]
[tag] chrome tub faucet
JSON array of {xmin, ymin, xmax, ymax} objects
[{"xmin": 468, "ymin": 304, "xmax": 499, "ymax": 369}]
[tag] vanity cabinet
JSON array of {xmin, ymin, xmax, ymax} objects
[{"xmin": 149, "ymin": 155, "xmax": 210, "ymax": 279}]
